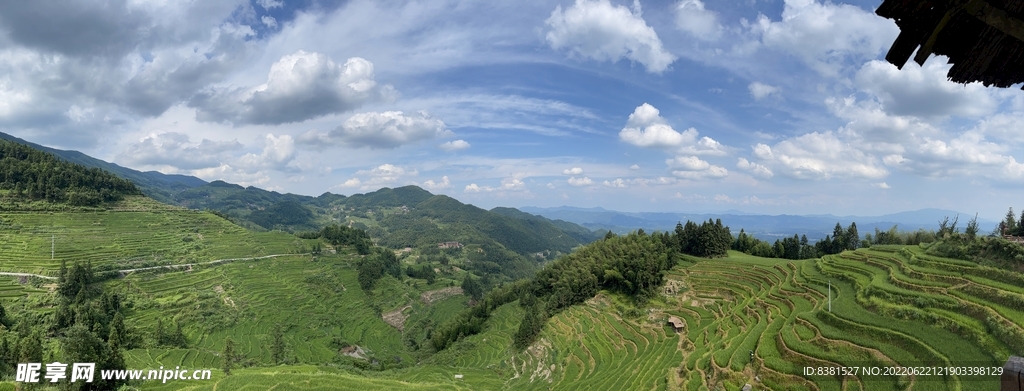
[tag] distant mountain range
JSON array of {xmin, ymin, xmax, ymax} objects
[
  {"xmin": 1, "ymin": 131, "xmax": 997, "ymax": 244},
  {"xmin": 520, "ymin": 206, "xmax": 1000, "ymax": 242}
]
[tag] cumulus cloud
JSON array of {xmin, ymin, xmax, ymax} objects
[
  {"xmin": 750, "ymin": 0, "xmax": 899, "ymax": 75},
  {"xmin": 567, "ymin": 176, "xmax": 593, "ymax": 186},
  {"xmin": 422, "ymin": 176, "xmax": 452, "ymax": 190},
  {"xmin": 261, "ymin": 16, "xmax": 278, "ymax": 29},
  {"xmin": 630, "ymin": 177, "xmax": 677, "ymax": 186},
  {"xmin": 874, "ymin": 182, "xmax": 890, "ymax": 189},
  {"xmin": 192, "ymin": 164, "xmax": 271, "ymax": 187},
  {"xmin": 603, "ymin": 178, "xmax": 627, "ymax": 188},
  {"xmin": 748, "ymin": 82, "xmax": 779, "ymax": 100},
  {"xmin": 191, "ymin": 51, "xmax": 395, "ymax": 125},
  {"xmin": 118, "ymin": 132, "xmax": 242, "ymax": 170},
  {"xmin": 237, "ymin": 134, "xmax": 297, "ymax": 171},
  {"xmin": 545, "ymin": 0, "xmax": 676, "ymax": 73},
  {"xmin": 675, "ymin": 0, "xmax": 721, "ymax": 40},
  {"xmin": 752, "ymin": 132, "xmax": 888, "ymax": 180},
  {"xmin": 463, "ymin": 176, "xmax": 528, "ymax": 193},
  {"xmin": 619, "ymin": 103, "xmax": 726, "ymax": 155},
  {"xmin": 562, "ymin": 167, "xmax": 584, "ymax": 175},
  {"xmin": 439, "ymin": 139, "xmax": 470, "ymax": 151},
  {"xmin": 855, "ymin": 59, "xmax": 997, "ymax": 119},
  {"xmin": 629, "ymin": 164, "xmax": 640, "ymax": 170},
  {"xmin": 257, "ymin": 0, "xmax": 284, "ymax": 10},
  {"xmin": 666, "ymin": 155, "xmax": 728, "ymax": 179},
  {"xmin": 335, "ymin": 163, "xmax": 419, "ymax": 191},
  {"xmin": 336, "ymin": 178, "xmax": 361, "ymax": 188},
  {"xmin": 736, "ymin": 157, "xmax": 773, "ymax": 178},
  {"xmin": 300, "ymin": 111, "xmax": 451, "ymax": 149}
]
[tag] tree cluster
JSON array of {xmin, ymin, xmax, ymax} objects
[
  {"xmin": 357, "ymin": 248, "xmax": 401, "ymax": 291},
  {"xmin": 405, "ymin": 264, "xmax": 437, "ymax": 284},
  {"xmin": 673, "ymin": 219, "xmax": 732, "ymax": 258},
  {"xmin": 998, "ymin": 207, "xmax": 1024, "ymax": 236},
  {"xmin": 0, "ymin": 139, "xmax": 141, "ymax": 206},
  {"xmin": 732, "ymin": 222, "xmax": 860, "ymax": 260},
  {"xmin": 299, "ymin": 224, "xmax": 373, "ymax": 255}
]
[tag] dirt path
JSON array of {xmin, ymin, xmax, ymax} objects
[{"xmin": 0, "ymin": 253, "xmax": 303, "ymax": 281}]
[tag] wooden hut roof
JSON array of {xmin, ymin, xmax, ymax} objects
[{"xmin": 876, "ymin": 0, "xmax": 1024, "ymax": 88}]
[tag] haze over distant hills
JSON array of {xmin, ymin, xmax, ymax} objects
[
  {"xmin": 521, "ymin": 205, "xmax": 1000, "ymax": 242},
  {"xmin": 1, "ymin": 130, "xmax": 998, "ymax": 244}
]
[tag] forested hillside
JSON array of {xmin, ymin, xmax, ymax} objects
[
  {"xmin": 0, "ymin": 131, "xmax": 205, "ymax": 203},
  {"xmin": 0, "ymin": 139, "xmax": 141, "ymax": 207}
]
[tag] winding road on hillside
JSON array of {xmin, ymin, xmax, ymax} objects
[{"xmin": 0, "ymin": 253, "xmax": 304, "ymax": 280}]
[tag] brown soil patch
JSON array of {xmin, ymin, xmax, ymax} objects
[
  {"xmin": 382, "ymin": 304, "xmax": 412, "ymax": 331},
  {"xmin": 420, "ymin": 287, "xmax": 463, "ymax": 305}
]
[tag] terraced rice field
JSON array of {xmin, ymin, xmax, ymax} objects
[
  {"xmin": 117, "ymin": 254, "xmax": 415, "ymax": 371},
  {"xmin": 502, "ymin": 248, "xmax": 1016, "ymax": 390},
  {"xmin": 0, "ymin": 196, "xmax": 305, "ymax": 276}
]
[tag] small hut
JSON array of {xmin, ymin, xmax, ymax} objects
[
  {"xmin": 667, "ymin": 316, "xmax": 685, "ymax": 333},
  {"xmin": 1004, "ymin": 355, "xmax": 1023, "ymax": 391}
]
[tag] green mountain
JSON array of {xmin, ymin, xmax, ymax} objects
[{"xmin": 0, "ymin": 132, "xmax": 207, "ymax": 203}]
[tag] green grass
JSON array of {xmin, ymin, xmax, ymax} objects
[{"xmin": 0, "ymin": 196, "xmax": 306, "ymax": 276}]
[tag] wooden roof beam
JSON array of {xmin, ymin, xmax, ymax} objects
[{"xmin": 963, "ymin": 0, "xmax": 1024, "ymax": 43}]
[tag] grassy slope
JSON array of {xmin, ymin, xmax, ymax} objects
[{"xmin": 2, "ymin": 214, "xmax": 1019, "ymax": 391}]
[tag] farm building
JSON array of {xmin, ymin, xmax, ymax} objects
[
  {"xmin": 667, "ymin": 316, "xmax": 685, "ymax": 332},
  {"xmin": 438, "ymin": 241, "xmax": 463, "ymax": 249},
  {"xmin": 876, "ymin": 0, "xmax": 1024, "ymax": 88}
]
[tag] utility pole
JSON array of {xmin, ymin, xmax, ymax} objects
[{"xmin": 828, "ymin": 280, "xmax": 832, "ymax": 312}]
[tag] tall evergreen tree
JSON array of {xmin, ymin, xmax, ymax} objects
[
  {"xmin": 223, "ymin": 337, "xmax": 237, "ymax": 375},
  {"xmin": 1004, "ymin": 207, "xmax": 1017, "ymax": 235},
  {"xmin": 270, "ymin": 324, "xmax": 286, "ymax": 364}
]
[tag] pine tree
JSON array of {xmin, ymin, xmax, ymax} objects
[
  {"xmin": 846, "ymin": 222, "xmax": 859, "ymax": 250},
  {"xmin": 1004, "ymin": 208, "xmax": 1017, "ymax": 235},
  {"xmin": 223, "ymin": 337, "xmax": 237, "ymax": 375},
  {"xmin": 270, "ymin": 324, "xmax": 286, "ymax": 364},
  {"xmin": 965, "ymin": 213, "xmax": 980, "ymax": 240}
]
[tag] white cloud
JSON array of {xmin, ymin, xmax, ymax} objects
[
  {"xmin": 192, "ymin": 164, "xmax": 271, "ymax": 187},
  {"xmin": 666, "ymin": 156, "xmax": 710, "ymax": 171},
  {"xmin": 300, "ymin": 111, "xmax": 452, "ymax": 149},
  {"xmin": 463, "ymin": 175, "xmax": 528, "ymax": 192},
  {"xmin": 422, "ymin": 176, "xmax": 452, "ymax": 190},
  {"xmin": 567, "ymin": 176, "xmax": 593, "ymax": 186},
  {"xmin": 629, "ymin": 164, "xmax": 640, "ymax": 170},
  {"xmin": 675, "ymin": 0, "xmax": 721, "ymax": 40},
  {"xmin": 603, "ymin": 178, "xmax": 627, "ymax": 188},
  {"xmin": 562, "ymin": 167, "xmax": 584, "ymax": 175},
  {"xmin": 619, "ymin": 103, "xmax": 726, "ymax": 155},
  {"xmin": 666, "ymin": 155, "xmax": 728, "ymax": 179},
  {"xmin": 752, "ymin": 132, "xmax": 888, "ymax": 180},
  {"xmin": 439, "ymin": 139, "xmax": 471, "ymax": 151},
  {"xmin": 258, "ymin": 0, "xmax": 284, "ymax": 10},
  {"xmin": 736, "ymin": 157, "xmax": 773, "ymax": 178},
  {"xmin": 117, "ymin": 132, "xmax": 242, "ymax": 170},
  {"xmin": 191, "ymin": 51, "xmax": 395, "ymax": 125},
  {"xmin": 874, "ymin": 182, "xmax": 890, "ymax": 189},
  {"xmin": 338, "ymin": 163, "xmax": 419, "ymax": 190},
  {"xmin": 337, "ymin": 178, "xmax": 361, "ymax": 188},
  {"xmin": 237, "ymin": 134, "xmax": 297, "ymax": 171},
  {"xmin": 855, "ymin": 59, "xmax": 997, "ymax": 119},
  {"xmin": 261, "ymin": 16, "xmax": 278, "ymax": 29},
  {"xmin": 545, "ymin": 0, "xmax": 676, "ymax": 73},
  {"xmin": 631, "ymin": 177, "xmax": 677, "ymax": 186},
  {"xmin": 751, "ymin": 0, "xmax": 899, "ymax": 76},
  {"xmin": 748, "ymin": 82, "xmax": 779, "ymax": 100}
]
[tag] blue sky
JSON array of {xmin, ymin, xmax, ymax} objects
[{"xmin": 0, "ymin": 0, "xmax": 1021, "ymax": 219}]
